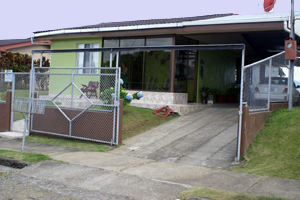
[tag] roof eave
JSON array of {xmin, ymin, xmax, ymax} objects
[{"xmin": 34, "ymin": 12, "xmax": 298, "ymax": 38}]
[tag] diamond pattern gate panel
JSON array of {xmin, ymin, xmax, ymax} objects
[
  {"xmin": 242, "ymin": 52, "xmax": 290, "ymax": 112},
  {"xmin": 31, "ymin": 67, "xmax": 121, "ymax": 145}
]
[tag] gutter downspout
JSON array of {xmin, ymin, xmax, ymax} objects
[
  {"xmin": 31, "ymin": 37, "xmax": 51, "ymax": 46},
  {"xmin": 284, "ymin": 21, "xmax": 291, "ymax": 33}
]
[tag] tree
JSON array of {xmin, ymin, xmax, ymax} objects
[{"xmin": 0, "ymin": 51, "xmax": 50, "ymax": 90}]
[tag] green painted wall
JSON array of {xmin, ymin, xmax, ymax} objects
[
  {"xmin": 145, "ymin": 51, "xmax": 170, "ymax": 91},
  {"xmin": 196, "ymin": 50, "xmax": 238, "ymax": 103},
  {"xmin": 50, "ymin": 38, "xmax": 103, "ymax": 95},
  {"xmin": 187, "ymin": 80, "xmax": 194, "ymax": 101}
]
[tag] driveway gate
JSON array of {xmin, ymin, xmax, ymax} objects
[{"xmin": 30, "ymin": 66, "xmax": 121, "ymax": 145}]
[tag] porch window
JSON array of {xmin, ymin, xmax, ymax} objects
[
  {"xmin": 76, "ymin": 43, "xmax": 99, "ymax": 74},
  {"xmin": 102, "ymin": 36, "xmax": 172, "ymax": 91}
]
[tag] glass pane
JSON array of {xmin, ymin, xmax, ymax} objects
[
  {"xmin": 120, "ymin": 38, "xmax": 144, "ymax": 47},
  {"xmin": 144, "ymin": 50, "xmax": 171, "ymax": 91},
  {"xmin": 102, "ymin": 39, "xmax": 119, "ymax": 67},
  {"xmin": 187, "ymin": 51, "xmax": 197, "ymax": 79},
  {"xmin": 146, "ymin": 37, "xmax": 172, "ymax": 46},
  {"xmin": 104, "ymin": 39, "xmax": 119, "ymax": 47},
  {"xmin": 120, "ymin": 38, "xmax": 144, "ymax": 90},
  {"xmin": 120, "ymin": 51, "xmax": 143, "ymax": 90},
  {"xmin": 175, "ymin": 36, "xmax": 189, "ymax": 45},
  {"xmin": 175, "ymin": 50, "xmax": 188, "ymax": 93}
]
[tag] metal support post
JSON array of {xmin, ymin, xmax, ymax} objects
[
  {"xmin": 235, "ymin": 48, "xmax": 246, "ymax": 163},
  {"xmin": 71, "ymin": 69, "xmax": 74, "ymax": 108},
  {"xmin": 116, "ymin": 52, "xmax": 119, "ymax": 67},
  {"xmin": 288, "ymin": 0, "xmax": 295, "ymax": 112},
  {"xmin": 40, "ymin": 53, "xmax": 43, "ymax": 67},
  {"xmin": 110, "ymin": 51, "xmax": 113, "ymax": 68}
]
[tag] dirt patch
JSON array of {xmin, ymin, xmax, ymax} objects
[{"xmin": 0, "ymin": 156, "xmax": 28, "ymax": 169}]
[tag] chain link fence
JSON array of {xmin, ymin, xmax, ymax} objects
[
  {"xmin": 242, "ymin": 51, "xmax": 300, "ymax": 112},
  {"xmin": 0, "ymin": 72, "xmax": 31, "ymax": 132},
  {"xmin": 31, "ymin": 67, "xmax": 121, "ymax": 145},
  {"xmin": 0, "ymin": 72, "xmax": 12, "ymax": 103}
]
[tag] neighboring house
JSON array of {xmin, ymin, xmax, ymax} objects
[
  {"xmin": 32, "ymin": 12, "xmax": 300, "ymax": 105},
  {"xmin": 0, "ymin": 38, "xmax": 51, "ymax": 60}
]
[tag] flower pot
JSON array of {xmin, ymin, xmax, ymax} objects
[
  {"xmin": 226, "ymin": 94, "xmax": 235, "ymax": 103},
  {"xmin": 217, "ymin": 94, "xmax": 225, "ymax": 103}
]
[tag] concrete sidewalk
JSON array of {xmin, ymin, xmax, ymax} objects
[
  {"xmin": 0, "ymin": 104, "xmax": 299, "ymax": 199},
  {"xmin": 1, "ymin": 138, "xmax": 300, "ymax": 199}
]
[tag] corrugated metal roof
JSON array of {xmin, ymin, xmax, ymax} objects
[{"xmin": 34, "ymin": 13, "xmax": 233, "ymax": 33}]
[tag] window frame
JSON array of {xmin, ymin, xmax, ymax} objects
[{"xmin": 76, "ymin": 43, "xmax": 99, "ymax": 74}]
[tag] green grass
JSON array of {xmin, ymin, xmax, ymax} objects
[
  {"xmin": 24, "ymin": 106, "xmax": 178, "ymax": 150},
  {"xmin": 178, "ymin": 187, "xmax": 288, "ymax": 200},
  {"xmin": 0, "ymin": 149, "xmax": 52, "ymax": 163},
  {"xmin": 25, "ymin": 135, "xmax": 111, "ymax": 152},
  {"xmin": 122, "ymin": 106, "xmax": 179, "ymax": 139},
  {"xmin": 232, "ymin": 108, "xmax": 300, "ymax": 180}
]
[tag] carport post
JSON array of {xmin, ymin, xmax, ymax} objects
[
  {"xmin": 235, "ymin": 48, "xmax": 246, "ymax": 163},
  {"xmin": 109, "ymin": 50, "xmax": 113, "ymax": 68}
]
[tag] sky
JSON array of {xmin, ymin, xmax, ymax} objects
[{"xmin": 1, "ymin": 0, "xmax": 299, "ymax": 40}]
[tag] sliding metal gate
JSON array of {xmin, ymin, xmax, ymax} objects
[{"xmin": 30, "ymin": 67, "xmax": 121, "ymax": 145}]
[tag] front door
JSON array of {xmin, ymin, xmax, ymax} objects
[{"xmin": 175, "ymin": 50, "xmax": 198, "ymax": 102}]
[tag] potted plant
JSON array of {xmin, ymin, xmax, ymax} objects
[
  {"xmin": 201, "ymin": 86, "xmax": 210, "ymax": 104},
  {"xmin": 216, "ymin": 89, "xmax": 226, "ymax": 103},
  {"xmin": 211, "ymin": 88, "xmax": 220, "ymax": 103},
  {"xmin": 226, "ymin": 85, "xmax": 239, "ymax": 103}
]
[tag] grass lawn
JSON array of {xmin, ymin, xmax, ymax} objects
[
  {"xmin": 232, "ymin": 108, "xmax": 300, "ymax": 180},
  {"xmin": 24, "ymin": 105, "xmax": 178, "ymax": 150},
  {"xmin": 0, "ymin": 149, "xmax": 52, "ymax": 163},
  {"xmin": 178, "ymin": 187, "xmax": 288, "ymax": 200},
  {"xmin": 25, "ymin": 135, "xmax": 111, "ymax": 152},
  {"xmin": 122, "ymin": 106, "xmax": 178, "ymax": 139}
]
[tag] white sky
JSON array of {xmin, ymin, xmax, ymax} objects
[{"xmin": 1, "ymin": 0, "xmax": 299, "ymax": 39}]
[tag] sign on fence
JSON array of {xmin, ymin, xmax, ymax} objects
[{"xmin": 4, "ymin": 70, "xmax": 12, "ymax": 82}]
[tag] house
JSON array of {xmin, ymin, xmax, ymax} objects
[
  {"xmin": 32, "ymin": 12, "xmax": 300, "ymax": 113},
  {"xmin": 0, "ymin": 38, "xmax": 51, "ymax": 60}
]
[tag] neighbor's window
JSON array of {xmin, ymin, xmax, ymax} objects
[{"xmin": 76, "ymin": 43, "xmax": 99, "ymax": 74}]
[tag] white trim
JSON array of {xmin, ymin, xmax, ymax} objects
[{"xmin": 118, "ymin": 25, "xmax": 138, "ymax": 30}]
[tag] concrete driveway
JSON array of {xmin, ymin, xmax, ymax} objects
[{"xmin": 113, "ymin": 103, "xmax": 239, "ymax": 169}]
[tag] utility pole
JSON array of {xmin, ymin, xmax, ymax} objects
[{"xmin": 288, "ymin": 0, "xmax": 295, "ymax": 111}]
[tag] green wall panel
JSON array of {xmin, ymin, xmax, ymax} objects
[
  {"xmin": 50, "ymin": 38, "xmax": 103, "ymax": 95},
  {"xmin": 196, "ymin": 50, "xmax": 238, "ymax": 103},
  {"xmin": 145, "ymin": 51, "xmax": 170, "ymax": 91}
]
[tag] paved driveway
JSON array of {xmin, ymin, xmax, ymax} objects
[{"xmin": 113, "ymin": 103, "xmax": 239, "ymax": 169}]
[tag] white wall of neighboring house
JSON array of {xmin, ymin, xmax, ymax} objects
[
  {"xmin": 7, "ymin": 45, "xmax": 50, "ymax": 60},
  {"xmin": 295, "ymin": 15, "xmax": 300, "ymax": 37}
]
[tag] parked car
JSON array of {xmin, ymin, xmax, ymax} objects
[{"xmin": 254, "ymin": 77, "xmax": 300, "ymax": 104}]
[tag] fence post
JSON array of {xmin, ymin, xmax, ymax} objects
[
  {"xmin": 267, "ymin": 58, "xmax": 272, "ymax": 110},
  {"xmin": 236, "ymin": 48, "xmax": 245, "ymax": 162}
]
